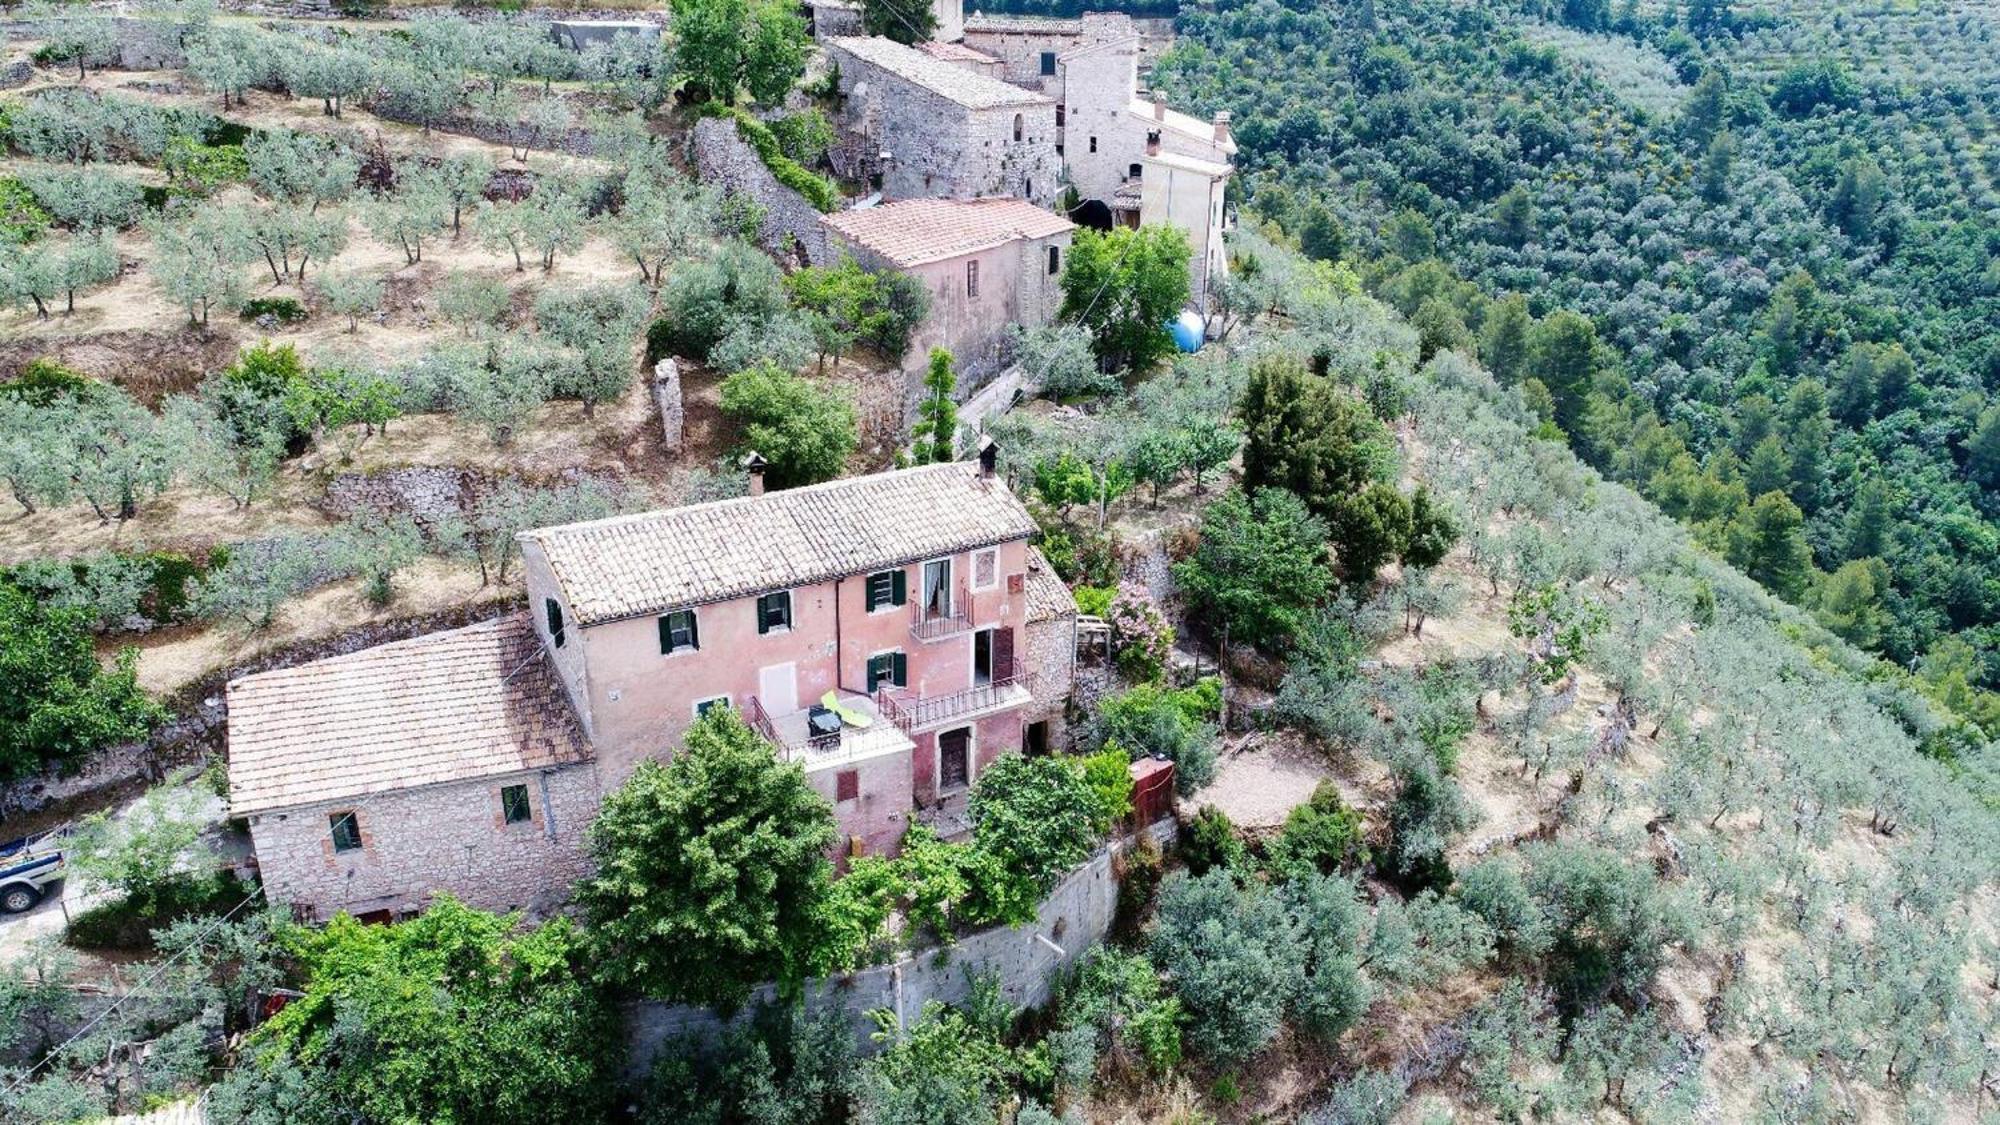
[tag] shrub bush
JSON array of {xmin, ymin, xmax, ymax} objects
[
  {"xmin": 2, "ymin": 357, "xmax": 94, "ymax": 405},
  {"xmin": 1181, "ymin": 805, "xmax": 1247, "ymax": 876},
  {"xmin": 67, "ymin": 873, "xmax": 254, "ymax": 951},
  {"xmin": 1264, "ymin": 781, "xmax": 1369, "ymax": 880},
  {"xmin": 1085, "ymin": 679, "xmax": 1221, "ymax": 795},
  {"xmin": 239, "ymin": 297, "xmax": 308, "ymax": 324}
]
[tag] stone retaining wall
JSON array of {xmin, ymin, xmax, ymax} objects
[
  {"xmin": 624, "ymin": 820, "xmax": 1175, "ymax": 1072},
  {"xmin": 690, "ymin": 116, "xmax": 836, "ymax": 268}
]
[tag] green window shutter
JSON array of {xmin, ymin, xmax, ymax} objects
[
  {"xmin": 545, "ymin": 599, "xmax": 564, "ymax": 646},
  {"xmin": 757, "ymin": 596, "xmax": 771, "ymax": 635},
  {"xmin": 891, "ymin": 651, "xmax": 907, "ymax": 687},
  {"xmin": 866, "ymin": 654, "xmax": 886, "ymax": 692},
  {"xmin": 658, "ymin": 615, "xmax": 671, "ymax": 654},
  {"xmin": 688, "ymin": 610, "xmax": 700, "ymax": 651},
  {"xmin": 890, "ymin": 569, "xmax": 907, "ymax": 606}
]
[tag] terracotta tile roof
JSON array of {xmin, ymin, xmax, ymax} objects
[
  {"xmin": 1023, "ymin": 546, "xmax": 1075, "ymax": 623},
  {"xmin": 523, "ymin": 461, "xmax": 1041, "ymax": 626},
  {"xmin": 964, "ymin": 13, "xmax": 1081, "ymax": 34},
  {"xmin": 823, "ymin": 197, "xmax": 1073, "ymax": 267},
  {"xmin": 226, "ymin": 614, "xmax": 590, "ymax": 815},
  {"xmin": 830, "ymin": 36, "xmax": 1051, "ymax": 109},
  {"xmin": 918, "ymin": 39, "xmax": 999, "ymax": 64}
]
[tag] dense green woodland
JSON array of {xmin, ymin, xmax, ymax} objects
[{"xmin": 1156, "ymin": 0, "xmax": 2000, "ymax": 740}]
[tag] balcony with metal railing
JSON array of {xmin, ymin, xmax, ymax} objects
[
  {"xmin": 909, "ymin": 582, "xmax": 974, "ymax": 643},
  {"xmin": 744, "ymin": 693, "xmax": 915, "ymax": 769},
  {"xmin": 875, "ymin": 674, "xmax": 1031, "ymax": 734}
]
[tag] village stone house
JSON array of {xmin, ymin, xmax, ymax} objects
[
  {"xmin": 228, "ymin": 457, "xmax": 1077, "ymax": 921},
  {"xmin": 821, "ymin": 4, "xmax": 1235, "ymax": 310},
  {"xmin": 822, "ymin": 196, "xmax": 1073, "ymax": 396},
  {"xmin": 826, "ymin": 36, "xmax": 1062, "ymax": 208}
]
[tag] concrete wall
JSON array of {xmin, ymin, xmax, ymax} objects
[
  {"xmin": 248, "ymin": 762, "xmax": 600, "ymax": 920},
  {"xmin": 1141, "ymin": 157, "xmax": 1229, "ymax": 309},
  {"xmin": 624, "ymin": 822, "xmax": 1174, "ymax": 1071},
  {"xmin": 690, "ymin": 116, "xmax": 836, "ymax": 267},
  {"xmin": 829, "ymin": 45, "xmax": 1061, "ymax": 208}
]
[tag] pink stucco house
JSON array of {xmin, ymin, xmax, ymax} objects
[
  {"xmin": 227, "ymin": 451, "xmax": 1077, "ymax": 920},
  {"xmin": 822, "ymin": 196, "xmax": 1073, "ymax": 400}
]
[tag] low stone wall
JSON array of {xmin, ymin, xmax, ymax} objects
[
  {"xmin": 690, "ymin": 116, "xmax": 836, "ymax": 268},
  {"xmin": 624, "ymin": 820, "xmax": 1174, "ymax": 1073}
]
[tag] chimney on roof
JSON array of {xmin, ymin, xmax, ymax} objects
[
  {"xmin": 977, "ymin": 435, "xmax": 999, "ymax": 479},
  {"xmin": 1152, "ymin": 91, "xmax": 1166, "ymax": 122},
  {"xmin": 1213, "ymin": 110, "xmax": 1232, "ymax": 146},
  {"xmin": 1146, "ymin": 130, "xmax": 1160, "ymax": 157},
  {"xmin": 742, "ymin": 451, "xmax": 768, "ymax": 497}
]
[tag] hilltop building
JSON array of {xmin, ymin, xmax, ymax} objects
[{"xmin": 228, "ymin": 454, "xmax": 1078, "ymax": 921}]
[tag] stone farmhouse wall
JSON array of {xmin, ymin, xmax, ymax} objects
[
  {"xmin": 1023, "ymin": 614, "xmax": 1076, "ymax": 749},
  {"xmin": 624, "ymin": 821, "xmax": 1173, "ymax": 1070},
  {"xmin": 829, "ymin": 47, "xmax": 1061, "ymax": 208},
  {"xmin": 247, "ymin": 762, "xmax": 600, "ymax": 920},
  {"xmin": 690, "ymin": 116, "xmax": 836, "ymax": 267}
]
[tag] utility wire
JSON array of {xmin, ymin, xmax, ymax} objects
[{"xmin": 5, "ymin": 883, "xmax": 268, "ymax": 1104}]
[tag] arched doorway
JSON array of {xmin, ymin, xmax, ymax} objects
[{"xmin": 1069, "ymin": 197, "xmax": 1113, "ymax": 231}]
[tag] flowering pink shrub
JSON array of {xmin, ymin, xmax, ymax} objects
[{"xmin": 1110, "ymin": 581, "xmax": 1174, "ymax": 683}]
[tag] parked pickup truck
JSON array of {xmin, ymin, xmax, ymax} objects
[{"xmin": 0, "ymin": 830, "xmax": 67, "ymax": 914}]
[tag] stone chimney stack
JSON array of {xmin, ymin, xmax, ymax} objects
[
  {"xmin": 1213, "ymin": 110, "xmax": 1232, "ymax": 146},
  {"xmin": 1152, "ymin": 91, "xmax": 1166, "ymax": 122},
  {"xmin": 977, "ymin": 435, "xmax": 999, "ymax": 479},
  {"xmin": 742, "ymin": 451, "xmax": 768, "ymax": 497},
  {"xmin": 1146, "ymin": 131, "xmax": 1160, "ymax": 157}
]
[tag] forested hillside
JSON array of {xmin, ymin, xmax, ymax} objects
[{"xmin": 1155, "ymin": 0, "xmax": 2000, "ymax": 747}]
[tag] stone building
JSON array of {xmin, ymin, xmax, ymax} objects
[
  {"xmin": 822, "ymin": 197, "xmax": 1073, "ymax": 395},
  {"xmin": 229, "ymin": 456, "xmax": 1077, "ymax": 920},
  {"xmin": 825, "ymin": 36, "xmax": 1062, "ymax": 208},
  {"xmin": 827, "ymin": 3, "xmax": 1236, "ymax": 309},
  {"xmin": 227, "ymin": 616, "xmax": 598, "ymax": 922}
]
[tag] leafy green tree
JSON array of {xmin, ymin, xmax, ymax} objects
[
  {"xmin": 857, "ymin": 999, "xmax": 1014, "ymax": 1125},
  {"xmin": 670, "ymin": 0, "xmax": 809, "ymax": 105},
  {"xmin": 1698, "ymin": 131, "xmax": 1735, "ymax": 203},
  {"xmin": 965, "ymin": 755, "xmax": 1103, "ymax": 894},
  {"xmin": 1964, "ymin": 403, "xmax": 2000, "ymax": 491},
  {"xmin": 580, "ymin": 708, "xmax": 840, "ymax": 1007},
  {"xmin": 1327, "ymin": 482, "xmax": 1412, "ymax": 590},
  {"xmin": 1297, "ymin": 200, "xmax": 1346, "ymax": 263},
  {"xmin": 912, "ymin": 349, "xmax": 958, "ymax": 464},
  {"xmin": 638, "ymin": 1004, "xmax": 856, "ymax": 1125},
  {"xmin": 861, "ymin": 0, "xmax": 935, "ymax": 44},
  {"xmin": 1815, "ymin": 557, "xmax": 1892, "ymax": 650},
  {"xmin": 1128, "ymin": 427, "xmax": 1187, "ymax": 505},
  {"xmin": 1402, "ymin": 486, "xmax": 1458, "ymax": 569},
  {"xmin": 314, "ymin": 269, "xmax": 384, "ymax": 332},
  {"xmin": 1725, "ymin": 491, "xmax": 1814, "ymax": 601},
  {"xmin": 254, "ymin": 898, "xmax": 619, "ymax": 1124},
  {"xmin": 1173, "ymin": 487, "xmax": 1335, "ymax": 650},
  {"xmin": 1149, "ymin": 869, "xmax": 1297, "ymax": 1063},
  {"xmin": 1264, "ymin": 781, "xmax": 1368, "ymax": 880},
  {"xmin": 1478, "ymin": 293, "xmax": 1534, "ymax": 386},
  {"xmin": 29, "ymin": 1, "xmax": 113, "ymax": 83},
  {"xmin": 719, "ymin": 364, "xmax": 857, "ymax": 489},
  {"xmin": 1769, "ymin": 58, "xmax": 1860, "ymax": 118},
  {"xmin": 1058, "ymin": 225, "xmax": 1191, "ymax": 372},
  {"xmin": 0, "ymin": 584, "xmax": 162, "ymax": 780},
  {"xmin": 1526, "ymin": 309, "xmax": 1602, "ymax": 432},
  {"xmin": 70, "ymin": 782, "xmax": 221, "ymax": 912},
  {"xmin": 1083, "ymin": 680, "xmax": 1221, "ymax": 796},
  {"xmin": 1239, "ymin": 352, "xmax": 1396, "ymax": 517}
]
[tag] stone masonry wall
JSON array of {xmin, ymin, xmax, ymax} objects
[
  {"xmin": 624, "ymin": 821, "xmax": 1176, "ymax": 1070},
  {"xmin": 1024, "ymin": 613, "xmax": 1076, "ymax": 749},
  {"xmin": 829, "ymin": 48, "xmax": 1060, "ymax": 208},
  {"xmin": 690, "ymin": 116, "xmax": 835, "ymax": 267},
  {"xmin": 248, "ymin": 762, "xmax": 600, "ymax": 920}
]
